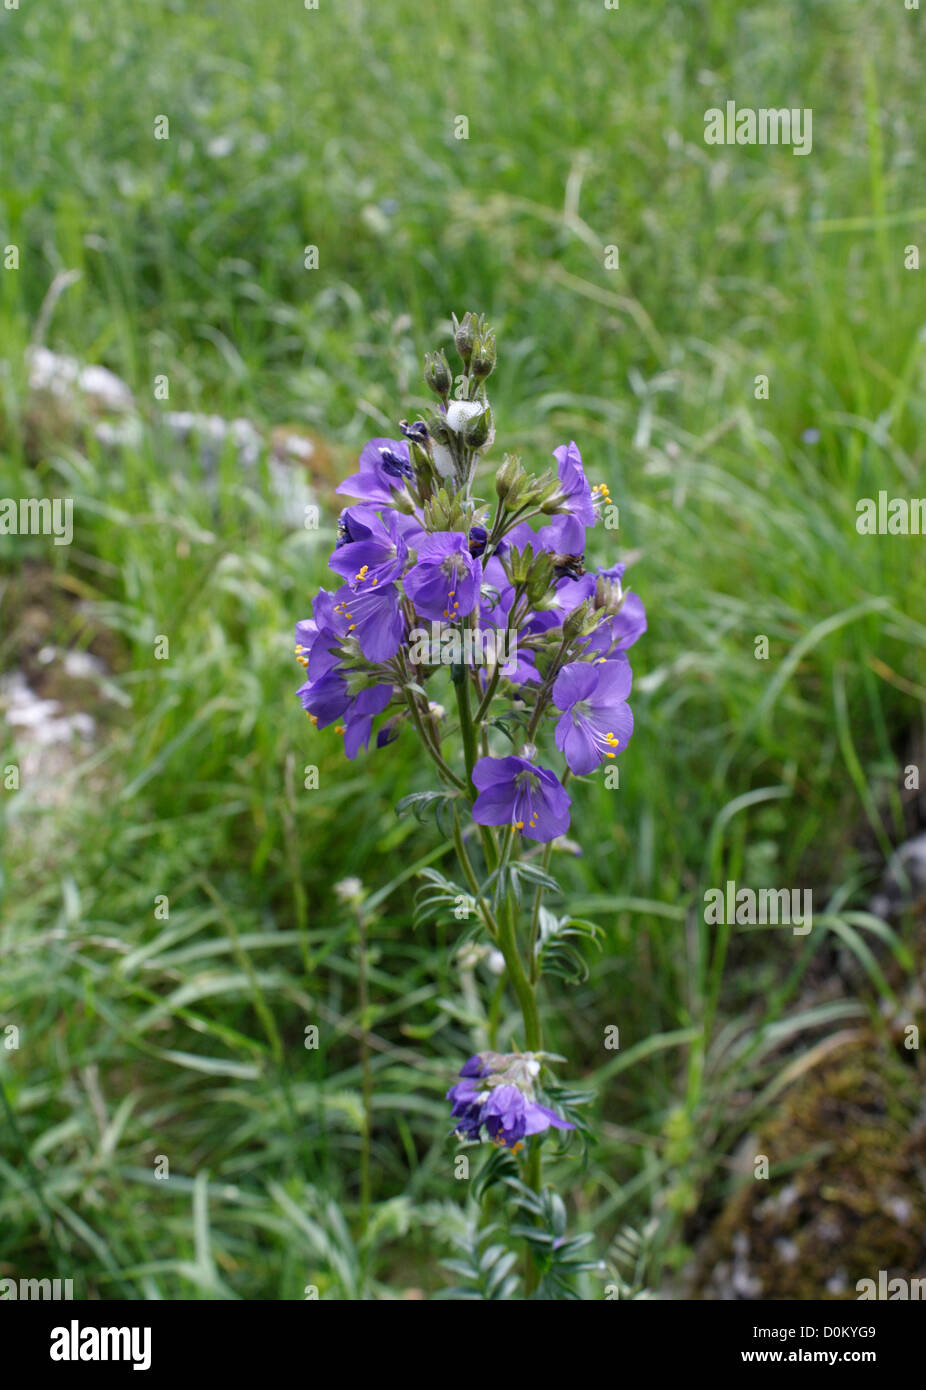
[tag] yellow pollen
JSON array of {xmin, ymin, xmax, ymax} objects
[{"xmin": 335, "ymin": 724, "xmax": 346, "ymax": 734}]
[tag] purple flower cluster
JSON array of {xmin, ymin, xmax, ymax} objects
[
  {"xmin": 446, "ymin": 1052, "xmax": 574, "ymax": 1150},
  {"xmin": 294, "ymin": 340, "xmax": 645, "ymax": 839}
]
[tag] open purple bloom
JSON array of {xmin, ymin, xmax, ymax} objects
[
  {"xmin": 403, "ymin": 531, "xmax": 482, "ymax": 622},
  {"xmin": 482, "ymin": 1085, "xmax": 574, "ymax": 1148},
  {"xmin": 294, "ymin": 617, "xmax": 317, "ymax": 655},
  {"xmin": 584, "ymin": 590, "xmax": 647, "ymax": 657},
  {"xmin": 445, "ymin": 1054, "xmax": 575, "ymax": 1149},
  {"xmin": 328, "ymin": 506, "xmax": 408, "ymax": 590},
  {"xmin": 297, "ymin": 671, "xmax": 393, "ymax": 758},
  {"xmin": 307, "ymin": 582, "xmax": 404, "ymax": 667},
  {"xmin": 332, "ymin": 583, "xmax": 405, "ymax": 663},
  {"xmin": 552, "ymin": 659, "xmax": 633, "ymax": 775},
  {"xmin": 472, "ymin": 755, "xmax": 571, "ymax": 842},
  {"xmin": 337, "ymin": 437, "xmax": 414, "ymax": 504},
  {"xmin": 553, "ymin": 440, "xmax": 596, "ymax": 528},
  {"xmin": 335, "ymin": 509, "xmax": 365, "ymax": 548}
]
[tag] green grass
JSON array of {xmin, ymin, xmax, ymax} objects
[{"xmin": 1, "ymin": 0, "xmax": 925, "ymax": 1297}]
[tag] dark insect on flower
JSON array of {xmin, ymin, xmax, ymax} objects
[
  {"xmin": 468, "ymin": 524, "xmax": 488, "ymax": 558},
  {"xmin": 335, "ymin": 508, "xmax": 363, "ymax": 549},
  {"xmin": 551, "ymin": 552, "xmax": 586, "ymax": 581}
]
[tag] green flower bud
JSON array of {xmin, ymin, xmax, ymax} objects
[
  {"xmin": 425, "ymin": 410, "xmax": 452, "ymax": 447},
  {"xmin": 452, "ymin": 311, "xmax": 478, "ymax": 366},
  {"xmin": 471, "ymin": 331, "xmax": 496, "ymax": 380},
  {"xmin": 526, "ymin": 553, "xmax": 555, "ymax": 606},
  {"xmin": 594, "ymin": 574, "xmax": 624, "ymax": 615},
  {"xmin": 424, "ymin": 350, "xmax": 452, "ymax": 397},
  {"xmin": 462, "ymin": 404, "xmax": 492, "ymax": 450},
  {"xmin": 503, "ymin": 543, "xmax": 535, "ymax": 585},
  {"xmin": 495, "ymin": 453, "xmax": 525, "ymax": 503},
  {"xmin": 539, "ymin": 485, "xmax": 569, "ymax": 515},
  {"xmin": 562, "ymin": 600, "xmax": 591, "ymax": 640}
]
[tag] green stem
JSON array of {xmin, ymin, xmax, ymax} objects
[
  {"xmin": 357, "ymin": 906, "xmax": 372, "ymax": 1240},
  {"xmin": 452, "ymin": 660, "xmax": 478, "ymax": 797},
  {"xmin": 497, "ymin": 889, "xmax": 544, "ymax": 1296},
  {"xmin": 403, "ymin": 690, "xmax": 467, "ymax": 791},
  {"xmin": 496, "ymin": 892, "xmax": 541, "ymax": 1053}
]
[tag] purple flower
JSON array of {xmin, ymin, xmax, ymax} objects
[
  {"xmin": 327, "ymin": 506, "xmax": 408, "ymax": 590},
  {"xmin": 584, "ymin": 591, "xmax": 647, "ymax": 657},
  {"xmin": 552, "ymin": 659, "xmax": 633, "ymax": 775},
  {"xmin": 297, "ymin": 672, "xmax": 393, "ymax": 758},
  {"xmin": 478, "ymin": 557, "xmax": 541, "ymax": 684},
  {"xmin": 482, "ymin": 1085, "xmax": 574, "ymax": 1148},
  {"xmin": 460, "ymin": 1053, "xmax": 491, "ymax": 1078},
  {"xmin": 468, "ymin": 524, "xmax": 488, "ymax": 558},
  {"xmin": 553, "ymin": 441, "xmax": 595, "ymax": 528},
  {"xmin": 334, "ymin": 509, "xmax": 365, "ymax": 548},
  {"xmin": 403, "ymin": 531, "xmax": 482, "ymax": 622},
  {"xmin": 445, "ymin": 1077, "xmax": 484, "ymax": 1140},
  {"xmin": 471, "ymin": 755, "xmax": 571, "ymax": 842},
  {"xmin": 333, "ymin": 583, "xmax": 405, "ymax": 663},
  {"xmin": 337, "ymin": 437, "xmax": 414, "ymax": 504},
  {"xmin": 445, "ymin": 1054, "xmax": 575, "ymax": 1149},
  {"xmin": 309, "ymin": 583, "xmax": 405, "ymax": 666}
]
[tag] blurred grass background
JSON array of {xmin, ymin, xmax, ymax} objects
[{"xmin": 1, "ymin": 0, "xmax": 925, "ymax": 1298}]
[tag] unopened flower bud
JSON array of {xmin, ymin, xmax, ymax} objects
[
  {"xmin": 562, "ymin": 600, "xmax": 591, "ymax": 640},
  {"xmin": 452, "ymin": 311, "xmax": 478, "ymax": 366},
  {"xmin": 391, "ymin": 486, "xmax": 417, "ymax": 515},
  {"xmin": 462, "ymin": 405, "xmax": 492, "ymax": 450},
  {"xmin": 539, "ymin": 486, "xmax": 569, "ymax": 515},
  {"xmin": 594, "ymin": 574, "xmax": 624, "ymax": 615},
  {"xmin": 526, "ymin": 553, "xmax": 555, "ymax": 605},
  {"xmin": 470, "ymin": 332, "xmax": 496, "ymax": 380},
  {"xmin": 495, "ymin": 453, "xmax": 524, "ymax": 503},
  {"xmin": 426, "ymin": 411, "xmax": 452, "ymax": 447},
  {"xmin": 424, "ymin": 350, "xmax": 452, "ymax": 397}
]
